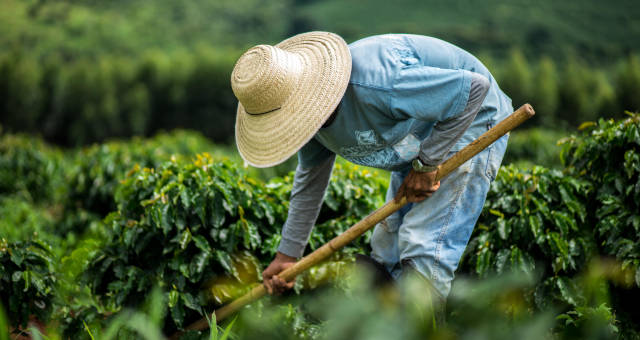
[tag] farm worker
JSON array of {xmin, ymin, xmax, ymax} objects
[{"xmin": 231, "ymin": 32, "xmax": 512, "ymax": 312}]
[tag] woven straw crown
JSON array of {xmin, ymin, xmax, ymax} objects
[
  {"xmin": 232, "ymin": 32, "xmax": 352, "ymax": 168},
  {"xmin": 232, "ymin": 45, "xmax": 303, "ymax": 115}
]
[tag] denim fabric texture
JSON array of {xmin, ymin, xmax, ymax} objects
[
  {"xmin": 299, "ymin": 34, "xmax": 513, "ymax": 170},
  {"xmin": 370, "ymin": 120, "xmax": 510, "ymax": 298}
]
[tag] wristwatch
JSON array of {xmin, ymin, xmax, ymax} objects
[{"xmin": 412, "ymin": 157, "xmax": 438, "ymax": 173}]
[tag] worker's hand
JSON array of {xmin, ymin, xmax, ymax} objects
[
  {"xmin": 395, "ymin": 169, "xmax": 440, "ymax": 203},
  {"xmin": 262, "ymin": 252, "xmax": 297, "ymax": 295}
]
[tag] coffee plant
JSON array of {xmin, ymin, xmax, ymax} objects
[
  {"xmin": 458, "ymin": 113, "xmax": 640, "ymax": 336},
  {"xmin": 2, "ymin": 112, "xmax": 639, "ymax": 339},
  {"xmin": 0, "ymin": 196, "xmax": 57, "ymax": 245},
  {"xmin": 463, "ymin": 164, "xmax": 599, "ymax": 311},
  {"xmin": 0, "ymin": 238, "xmax": 57, "ymax": 329},
  {"xmin": 67, "ymin": 130, "xmax": 216, "ymax": 217},
  {"xmin": 0, "ymin": 134, "xmax": 65, "ymax": 203},
  {"xmin": 561, "ymin": 113, "xmax": 640, "ymax": 287},
  {"xmin": 53, "ymin": 130, "xmax": 217, "ymax": 239},
  {"xmin": 83, "ymin": 153, "xmax": 386, "ymax": 332}
]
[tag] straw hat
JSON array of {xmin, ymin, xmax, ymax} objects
[{"xmin": 232, "ymin": 31, "xmax": 352, "ymax": 168}]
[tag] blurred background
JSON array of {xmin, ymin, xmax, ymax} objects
[{"xmin": 0, "ymin": 0, "xmax": 639, "ymax": 164}]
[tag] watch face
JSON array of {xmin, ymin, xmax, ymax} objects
[{"xmin": 412, "ymin": 158, "xmax": 424, "ymax": 171}]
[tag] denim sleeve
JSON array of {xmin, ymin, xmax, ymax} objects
[
  {"xmin": 390, "ymin": 66, "xmax": 472, "ymax": 122},
  {"xmin": 297, "ymin": 137, "xmax": 335, "ymax": 169},
  {"xmin": 418, "ymin": 72, "xmax": 490, "ymax": 166},
  {"xmin": 278, "ymin": 154, "xmax": 336, "ymax": 258}
]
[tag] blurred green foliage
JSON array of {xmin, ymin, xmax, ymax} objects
[
  {"xmin": 0, "ymin": 134, "xmax": 65, "ymax": 202},
  {"xmin": 3, "ymin": 0, "xmax": 638, "ymax": 62},
  {"xmin": 616, "ymin": 55, "xmax": 640, "ymax": 115},
  {"xmin": 0, "ymin": 239, "xmax": 57, "ymax": 329},
  {"xmin": 0, "ymin": 50, "xmax": 239, "ymax": 146},
  {"xmin": 0, "ymin": 0, "xmax": 290, "ymax": 57},
  {"xmin": 561, "ymin": 113, "xmax": 640, "ymax": 288},
  {"xmin": 1, "ymin": 0, "xmax": 640, "ymax": 146},
  {"xmin": 502, "ymin": 128, "xmax": 566, "ymax": 168},
  {"xmin": 233, "ymin": 268, "xmax": 619, "ymax": 340},
  {"xmin": 297, "ymin": 0, "xmax": 640, "ymax": 64},
  {"xmin": 1, "ymin": 112, "xmax": 640, "ymax": 338},
  {"xmin": 66, "ymin": 130, "xmax": 217, "ymax": 217},
  {"xmin": 2, "ymin": 46, "xmax": 639, "ymax": 146},
  {"xmin": 494, "ymin": 52, "xmax": 631, "ymax": 130},
  {"xmin": 0, "ymin": 196, "xmax": 55, "ymax": 244}
]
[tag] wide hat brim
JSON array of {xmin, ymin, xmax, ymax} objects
[{"xmin": 234, "ymin": 32, "xmax": 352, "ymax": 168}]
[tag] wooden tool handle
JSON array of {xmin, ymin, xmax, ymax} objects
[
  {"xmin": 175, "ymin": 104, "xmax": 535, "ymax": 337},
  {"xmin": 435, "ymin": 103, "xmax": 534, "ymax": 181}
]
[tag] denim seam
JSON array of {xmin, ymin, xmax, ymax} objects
[
  {"xmin": 433, "ymin": 172, "xmax": 468, "ymax": 283},
  {"xmin": 349, "ymin": 81, "xmax": 395, "ymax": 119},
  {"xmin": 483, "ymin": 122, "xmax": 496, "ymax": 181},
  {"xmin": 349, "ymin": 80, "xmax": 392, "ymax": 91},
  {"xmin": 484, "ymin": 145, "xmax": 494, "ymax": 181}
]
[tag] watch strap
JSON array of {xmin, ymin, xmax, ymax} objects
[{"xmin": 412, "ymin": 158, "xmax": 439, "ymax": 172}]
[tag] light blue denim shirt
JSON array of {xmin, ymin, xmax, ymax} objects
[
  {"xmin": 278, "ymin": 34, "xmax": 513, "ymax": 260},
  {"xmin": 299, "ymin": 34, "xmax": 512, "ymax": 171}
]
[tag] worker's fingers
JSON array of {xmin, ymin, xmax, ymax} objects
[
  {"xmin": 265, "ymin": 275, "xmax": 289, "ymax": 295},
  {"xmin": 278, "ymin": 276, "xmax": 294, "ymax": 289},
  {"xmin": 411, "ymin": 179, "xmax": 440, "ymax": 201},
  {"xmin": 264, "ymin": 279, "xmax": 274, "ymax": 294},
  {"xmin": 262, "ymin": 253, "xmax": 297, "ymax": 295},
  {"xmin": 394, "ymin": 182, "xmax": 407, "ymax": 202},
  {"xmin": 269, "ymin": 276, "xmax": 295, "ymax": 295},
  {"xmin": 275, "ymin": 277, "xmax": 287, "ymax": 294},
  {"xmin": 409, "ymin": 194, "xmax": 426, "ymax": 202},
  {"xmin": 271, "ymin": 277, "xmax": 283, "ymax": 295},
  {"xmin": 284, "ymin": 279, "xmax": 295, "ymax": 289},
  {"xmin": 262, "ymin": 269, "xmax": 277, "ymax": 295},
  {"xmin": 407, "ymin": 188, "xmax": 434, "ymax": 202},
  {"xmin": 407, "ymin": 192, "xmax": 417, "ymax": 202},
  {"xmin": 262, "ymin": 266, "xmax": 277, "ymax": 280},
  {"xmin": 419, "ymin": 179, "xmax": 439, "ymax": 192},
  {"xmin": 395, "ymin": 170, "xmax": 441, "ymax": 203}
]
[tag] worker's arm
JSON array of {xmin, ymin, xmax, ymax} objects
[
  {"xmin": 278, "ymin": 154, "xmax": 335, "ymax": 257},
  {"xmin": 263, "ymin": 152, "xmax": 335, "ymax": 294},
  {"xmin": 417, "ymin": 72, "xmax": 490, "ymax": 166},
  {"xmin": 394, "ymin": 71, "xmax": 490, "ymax": 202}
]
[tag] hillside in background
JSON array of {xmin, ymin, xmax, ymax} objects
[
  {"xmin": 2, "ymin": 0, "xmax": 639, "ymax": 63},
  {"xmin": 295, "ymin": 0, "xmax": 640, "ymax": 64},
  {"xmin": 0, "ymin": 0, "xmax": 290, "ymax": 58}
]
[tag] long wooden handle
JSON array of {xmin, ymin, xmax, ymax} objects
[{"xmin": 176, "ymin": 104, "xmax": 535, "ymax": 336}]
